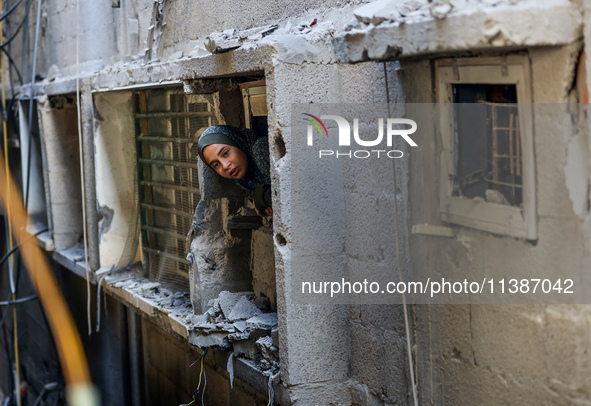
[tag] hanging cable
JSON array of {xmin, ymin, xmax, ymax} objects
[
  {"xmin": 266, "ymin": 371, "xmax": 279, "ymax": 406},
  {"xmin": 0, "ymin": 0, "xmax": 33, "ymax": 49},
  {"xmin": 1, "ymin": 1, "xmax": 21, "ymax": 403},
  {"xmin": 74, "ymin": 0, "xmax": 92, "ymax": 337},
  {"xmin": 0, "ymin": 228, "xmax": 48, "ymax": 268},
  {"xmin": 0, "ymin": 294, "xmax": 35, "ymax": 306},
  {"xmin": 0, "ymin": 0, "xmax": 26, "ymax": 23},
  {"xmin": 187, "ymin": 347, "xmax": 208, "ymax": 406},
  {"xmin": 0, "ymin": 48, "xmax": 21, "ymax": 86},
  {"xmin": 384, "ymin": 61, "xmax": 419, "ymax": 406},
  {"xmin": 201, "ymin": 364, "xmax": 206, "ymax": 406},
  {"xmin": 95, "ymin": 274, "xmax": 108, "ymax": 332}
]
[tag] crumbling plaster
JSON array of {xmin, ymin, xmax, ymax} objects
[
  {"xmin": 34, "ymin": 12, "xmax": 412, "ymax": 404},
  {"xmin": 26, "ymin": 0, "xmax": 591, "ymax": 404},
  {"xmin": 399, "ymin": 38, "xmax": 591, "ymax": 406},
  {"xmin": 335, "ymin": 0, "xmax": 583, "ymax": 63},
  {"xmin": 37, "ymin": 0, "xmax": 372, "ymax": 79}
]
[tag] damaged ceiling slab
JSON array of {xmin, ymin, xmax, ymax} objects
[{"xmin": 334, "ymin": 0, "xmax": 582, "ymax": 62}]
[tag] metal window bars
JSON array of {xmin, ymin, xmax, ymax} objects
[
  {"xmin": 135, "ymin": 89, "xmax": 216, "ymax": 290},
  {"xmin": 486, "ymin": 102, "xmax": 523, "ymax": 206}
]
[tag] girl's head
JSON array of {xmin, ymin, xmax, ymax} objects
[{"xmin": 197, "ymin": 126, "xmax": 249, "ymax": 179}]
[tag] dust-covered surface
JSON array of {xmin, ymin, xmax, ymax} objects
[
  {"xmin": 103, "ymin": 272, "xmax": 279, "ymax": 375},
  {"xmin": 334, "ymin": 0, "xmax": 582, "ymax": 62}
]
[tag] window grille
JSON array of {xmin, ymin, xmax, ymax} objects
[
  {"xmin": 436, "ymin": 55, "xmax": 536, "ymax": 239},
  {"xmin": 451, "ymin": 84, "xmax": 522, "ymax": 207},
  {"xmin": 134, "ymin": 89, "xmax": 217, "ymax": 290}
]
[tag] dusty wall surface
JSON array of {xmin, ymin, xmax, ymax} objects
[
  {"xmin": 18, "ymin": 0, "xmax": 591, "ymax": 405},
  {"xmin": 400, "ymin": 42, "xmax": 591, "ymax": 405},
  {"xmin": 268, "ymin": 51, "xmax": 410, "ymax": 403},
  {"xmin": 94, "ymin": 90, "xmax": 141, "ymax": 268},
  {"xmin": 37, "ymin": 95, "xmax": 83, "ymax": 249},
  {"xmin": 36, "ymin": 0, "xmax": 371, "ymax": 79},
  {"xmin": 142, "ymin": 319, "xmax": 269, "ymax": 406}
]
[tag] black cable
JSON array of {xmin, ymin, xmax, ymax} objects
[
  {"xmin": 0, "ymin": 228, "xmax": 48, "ymax": 269},
  {"xmin": 0, "ymin": 0, "xmax": 34, "ymax": 49},
  {"xmin": 0, "ymin": 294, "xmax": 36, "ymax": 306},
  {"xmin": 1, "ymin": 47, "xmax": 22, "ymax": 86},
  {"xmin": 0, "ymin": 0, "xmax": 26, "ymax": 23},
  {"xmin": 0, "ymin": 304, "xmax": 14, "ymax": 402}
]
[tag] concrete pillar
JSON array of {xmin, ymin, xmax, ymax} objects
[
  {"xmin": 37, "ymin": 94, "xmax": 84, "ymax": 249},
  {"xmin": 266, "ymin": 61, "xmax": 353, "ymax": 404},
  {"xmin": 80, "ymin": 89, "xmax": 101, "ymax": 271}
]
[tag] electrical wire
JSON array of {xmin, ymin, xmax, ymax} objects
[
  {"xmin": 0, "ymin": 2, "xmax": 21, "ymax": 403},
  {"xmin": 266, "ymin": 372, "xmax": 279, "ymax": 406},
  {"xmin": 95, "ymin": 274, "xmax": 108, "ymax": 332},
  {"xmin": 383, "ymin": 61, "xmax": 419, "ymax": 406},
  {"xmin": 0, "ymin": 0, "xmax": 33, "ymax": 49},
  {"xmin": 0, "ymin": 0, "xmax": 25, "ymax": 23},
  {"xmin": 187, "ymin": 348, "xmax": 208, "ymax": 406},
  {"xmin": 197, "ymin": 352, "xmax": 205, "ymax": 393},
  {"xmin": 0, "ymin": 294, "xmax": 35, "ymax": 306},
  {"xmin": 75, "ymin": 0, "xmax": 92, "ymax": 337},
  {"xmin": 201, "ymin": 365, "xmax": 206, "ymax": 406},
  {"xmin": 0, "ymin": 48, "xmax": 21, "ymax": 86},
  {"xmin": 0, "ymin": 228, "xmax": 48, "ymax": 268},
  {"xmin": 0, "ymin": 127, "xmax": 95, "ymax": 397}
]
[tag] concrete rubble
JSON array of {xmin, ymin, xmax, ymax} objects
[
  {"xmin": 106, "ymin": 274, "xmax": 279, "ymax": 373},
  {"xmin": 205, "ymin": 25, "xmax": 279, "ymax": 54},
  {"xmin": 194, "ymin": 291, "xmax": 279, "ymax": 372},
  {"xmin": 203, "ymin": 20, "xmax": 337, "ymax": 64}
]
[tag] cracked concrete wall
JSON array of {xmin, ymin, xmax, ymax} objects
[
  {"xmin": 268, "ymin": 50, "xmax": 410, "ymax": 403},
  {"xmin": 37, "ymin": 95, "xmax": 83, "ymax": 249},
  {"xmin": 29, "ymin": 1, "xmax": 420, "ymax": 405},
  {"xmin": 94, "ymin": 90, "xmax": 142, "ymax": 268},
  {"xmin": 29, "ymin": 0, "xmax": 372, "ymax": 80},
  {"xmin": 400, "ymin": 41, "xmax": 591, "ymax": 404}
]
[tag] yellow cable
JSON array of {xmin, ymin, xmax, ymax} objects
[
  {"xmin": 0, "ymin": 2, "xmax": 21, "ymax": 405},
  {"xmin": 0, "ymin": 140, "xmax": 95, "ymax": 394},
  {"xmin": 197, "ymin": 354, "xmax": 204, "ymax": 390}
]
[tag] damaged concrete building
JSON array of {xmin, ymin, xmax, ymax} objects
[{"xmin": 0, "ymin": 0, "xmax": 590, "ymax": 405}]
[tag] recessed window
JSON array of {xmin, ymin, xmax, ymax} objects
[
  {"xmin": 134, "ymin": 88, "xmax": 218, "ymax": 291},
  {"xmin": 437, "ymin": 56, "xmax": 536, "ymax": 239}
]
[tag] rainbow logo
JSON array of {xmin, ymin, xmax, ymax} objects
[{"xmin": 302, "ymin": 113, "xmax": 329, "ymax": 138}]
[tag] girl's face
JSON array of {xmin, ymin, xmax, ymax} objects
[{"xmin": 203, "ymin": 143, "xmax": 248, "ymax": 179}]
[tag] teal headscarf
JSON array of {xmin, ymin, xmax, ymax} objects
[
  {"xmin": 197, "ymin": 131, "xmax": 240, "ymax": 163},
  {"xmin": 197, "ymin": 125, "xmax": 271, "ymax": 193}
]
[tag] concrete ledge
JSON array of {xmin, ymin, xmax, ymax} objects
[
  {"xmin": 335, "ymin": 0, "xmax": 582, "ymax": 62},
  {"xmin": 50, "ymin": 243, "xmax": 96, "ymax": 284},
  {"xmin": 35, "ymin": 240, "xmax": 280, "ymax": 401},
  {"xmin": 99, "ymin": 271, "xmax": 280, "ymax": 401}
]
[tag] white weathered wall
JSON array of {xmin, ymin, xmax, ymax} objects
[
  {"xmin": 401, "ymin": 41, "xmax": 591, "ymax": 405},
  {"xmin": 30, "ymin": 0, "xmax": 591, "ymax": 405}
]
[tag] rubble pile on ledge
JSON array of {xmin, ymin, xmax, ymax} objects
[{"xmin": 190, "ymin": 291, "xmax": 279, "ymax": 372}]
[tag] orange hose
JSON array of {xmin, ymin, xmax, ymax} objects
[{"xmin": 0, "ymin": 152, "xmax": 91, "ymax": 385}]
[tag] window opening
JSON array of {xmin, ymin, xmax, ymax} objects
[
  {"xmin": 135, "ymin": 88, "xmax": 217, "ymax": 290},
  {"xmin": 452, "ymin": 84, "xmax": 522, "ymax": 207},
  {"xmin": 436, "ymin": 55, "xmax": 536, "ymax": 239}
]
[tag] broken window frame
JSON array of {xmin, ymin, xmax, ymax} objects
[
  {"xmin": 436, "ymin": 55, "xmax": 537, "ymax": 239},
  {"xmin": 134, "ymin": 88, "xmax": 219, "ymax": 290}
]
